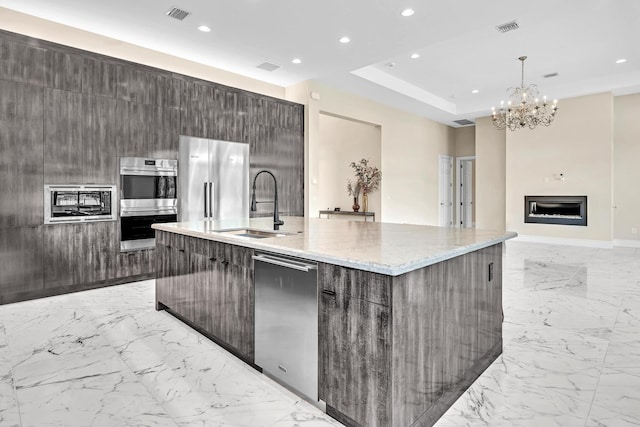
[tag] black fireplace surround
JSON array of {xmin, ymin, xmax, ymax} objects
[{"xmin": 524, "ymin": 195, "xmax": 587, "ymax": 226}]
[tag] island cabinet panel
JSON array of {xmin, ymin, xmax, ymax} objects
[
  {"xmin": 318, "ymin": 263, "xmax": 392, "ymax": 427},
  {"xmin": 391, "ymin": 263, "xmax": 446, "ymax": 427},
  {"xmin": 442, "ymin": 251, "xmax": 478, "ymax": 387},
  {"xmin": 0, "ymin": 80, "xmax": 44, "ymax": 228},
  {"xmin": 155, "ymin": 231, "xmax": 255, "ymax": 360},
  {"xmin": 477, "ymin": 243, "xmax": 503, "ymax": 356}
]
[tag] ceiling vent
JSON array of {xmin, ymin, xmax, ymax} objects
[
  {"xmin": 543, "ymin": 72, "xmax": 559, "ymax": 78},
  {"xmin": 166, "ymin": 7, "xmax": 191, "ymax": 21},
  {"xmin": 454, "ymin": 119, "xmax": 475, "ymax": 126},
  {"xmin": 256, "ymin": 62, "xmax": 280, "ymax": 72},
  {"xmin": 496, "ymin": 20, "xmax": 519, "ymax": 33}
]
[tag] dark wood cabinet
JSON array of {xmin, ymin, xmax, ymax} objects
[
  {"xmin": 43, "ymin": 223, "xmax": 84, "ymax": 289},
  {"xmin": 82, "ymin": 58, "xmax": 117, "ymax": 98},
  {"xmin": 85, "ymin": 96, "xmax": 118, "ymax": 184},
  {"xmin": 82, "ymin": 222, "xmax": 118, "ymax": 284},
  {"xmin": 319, "ymin": 244, "xmax": 503, "ymax": 427},
  {"xmin": 46, "ymin": 50, "xmax": 83, "ymax": 93},
  {"xmin": 0, "ymin": 226, "xmax": 44, "ymax": 300},
  {"xmin": 44, "ymin": 89, "xmax": 88, "ymax": 184},
  {"xmin": 0, "ymin": 80, "xmax": 44, "ymax": 228},
  {"xmin": 155, "ymin": 231, "xmax": 255, "ymax": 360},
  {"xmin": 0, "ymin": 39, "xmax": 47, "ymax": 85}
]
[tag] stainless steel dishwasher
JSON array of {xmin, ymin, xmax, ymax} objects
[{"xmin": 253, "ymin": 251, "xmax": 318, "ymax": 401}]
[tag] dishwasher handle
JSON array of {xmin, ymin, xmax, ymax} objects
[{"xmin": 252, "ymin": 254, "xmax": 317, "ymax": 272}]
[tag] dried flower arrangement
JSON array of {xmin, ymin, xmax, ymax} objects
[{"xmin": 347, "ymin": 158, "xmax": 381, "ymax": 196}]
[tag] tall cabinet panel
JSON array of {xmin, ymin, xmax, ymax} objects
[
  {"xmin": 85, "ymin": 95, "xmax": 118, "ymax": 184},
  {"xmin": 46, "ymin": 50, "xmax": 83, "ymax": 93},
  {"xmin": 0, "ymin": 39, "xmax": 47, "ymax": 85},
  {"xmin": 0, "ymin": 80, "xmax": 44, "ymax": 228},
  {"xmin": 43, "ymin": 224, "xmax": 84, "ymax": 289},
  {"xmin": 0, "ymin": 226, "xmax": 44, "ymax": 299},
  {"xmin": 44, "ymin": 89, "xmax": 89, "ymax": 184}
]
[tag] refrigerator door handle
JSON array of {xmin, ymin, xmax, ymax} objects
[
  {"xmin": 204, "ymin": 182, "xmax": 208, "ymax": 218},
  {"xmin": 209, "ymin": 182, "xmax": 213, "ymax": 219}
]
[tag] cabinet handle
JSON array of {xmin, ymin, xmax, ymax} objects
[
  {"xmin": 209, "ymin": 257, "xmax": 217, "ymax": 262},
  {"xmin": 221, "ymin": 260, "xmax": 229, "ymax": 266},
  {"xmin": 322, "ymin": 289, "xmax": 336, "ymax": 296},
  {"xmin": 488, "ymin": 262, "xmax": 494, "ymax": 282},
  {"xmin": 165, "ymin": 245, "xmax": 172, "ymax": 249},
  {"xmin": 179, "ymin": 248, "xmax": 185, "ymax": 253}
]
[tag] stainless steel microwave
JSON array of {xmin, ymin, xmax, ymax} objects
[{"xmin": 44, "ymin": 185, "xmax": 117, "ymax": 224}]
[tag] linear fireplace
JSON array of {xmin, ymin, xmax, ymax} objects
[{"xmin": 524, "ymin": 195, "xmax": 587, "ymax": 226}]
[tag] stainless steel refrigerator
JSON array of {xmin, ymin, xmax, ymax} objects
[{"xmin": 178, "ymin": 136, "xmax": 250, "ymax": 222}]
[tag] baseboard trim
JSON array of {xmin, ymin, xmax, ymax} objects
[
  {"xmin": 512, "ymin": 235, "xmax": 614, "ymax": 248},
  {"xmin": 613, "ymin": 239, "xmax": 640, "ymax": 248}
]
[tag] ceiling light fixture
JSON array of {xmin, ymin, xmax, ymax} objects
[
  {"xmin": 339, "ymin": 36, "xmax": 351, "ymax": 44},
  {"xmin": 616, "ymin": 58, "xmax": 627, "ymax": 64},
  {"xmin": 471, "ymin": 89, "xmax": 479, "ymax": 94},
  {"xmin": 492, "ymin": 56, "xmax": 558, "ymax": 131},
  {"xmin": 410, "ymin": 53, "xmax": 420, "ymax": 59},
  {"xmin": 292, "ymin": 58, "xmax": 302, "ymax": 64},
  {"xmin": 197, "ymin": 25, "xmax": 211, "ymax": 32},
  {"xmin": 401, "ymin": 8, "xmax": 415, "ymax": 17}
]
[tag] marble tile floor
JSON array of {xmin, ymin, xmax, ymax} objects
[{"xmin": 0, "ymin": 240, "xmax": 638, "ymax": 426}]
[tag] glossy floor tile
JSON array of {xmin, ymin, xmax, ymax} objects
[{"xmin": 0, "ymin": 240, "xmax": 638, "ymax": 426}]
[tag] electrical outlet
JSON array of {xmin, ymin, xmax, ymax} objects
[{"xmin": 632, "ymin": 227, "xmax": 637, "ymax": 235}]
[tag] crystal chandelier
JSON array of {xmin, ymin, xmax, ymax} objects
[{"xmin": 492, "ymin": 56, "xmax": 558, "ymax": 131}]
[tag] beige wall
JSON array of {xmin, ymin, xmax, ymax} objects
[
  {"xmin": 295, "ymin": 81, "xmax": 455, "ymax": 225},
  {"xmin": 454, "ymin": 126, "xmax": 476, "ymax": 157},
  {"xmin": 475, "ymin": 117, "xmax": 506, "ymax": 231},
  {"xmin": 0, "ymin": 7, "xmax": 284, "ymax": 99},
  {"xmin": 505, "ymin": 92, "xmax": 613, "ymax": 241},
  {"xmin": 614, "ymin": 93, "xmax": 640, "ymax": 242},
  {"xmin": 317, "ymin": 114, "xmax": 381, "ymax": 214}
]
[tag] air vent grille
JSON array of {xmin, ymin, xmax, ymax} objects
[
  {"xmin": 543, "ymin": 72, "xmax": 559, "ymax": 78},
  {"xmin": 166, "ymin": 7, "xmax": 190, "ymax": 21},
  {"xmin": 256, "ymin": 62, "xmax": 280, "ymax": 72},
  {"xmin": 496, "ymin": 20, "xmax": 519, "ymax": 33},
  {"xmin": 454, "ymin": 119, "xmax": 474, "ymax": 126}
]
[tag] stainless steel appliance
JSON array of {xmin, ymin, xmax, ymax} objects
[
  {"xmin": 120, "ymin": 157, "xmax": 178, "ymax": 251},
  {"xmin": 44, "ymin": 185, "xmax": 117, "ymax": 224},
  {"xmin": 253, "ymin": 252, "xmax": 318, "ymax": 401},
  {"xmin": 178, "ymin": 136, "xmax": 249, "ymax": 222}
]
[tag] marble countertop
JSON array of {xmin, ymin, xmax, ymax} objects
[{"xmin": 152, "ymin": 216, "xmax": 516, "ymax": 276}]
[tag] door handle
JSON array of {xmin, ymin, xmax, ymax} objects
[
  {"xmin": 209, "ymin": 182, "xmax": 213, "ymax": 219},
  {"xmin": 252, "ymin": 254, "xmax": 317, "ymax": 272},
  {"xmin": 204, "ymin": 182, "xmax": 208, "ymax": 218}
]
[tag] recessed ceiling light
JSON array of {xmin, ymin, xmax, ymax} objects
[
  {"xmin": 198, "ymin": 25, "xmax": 211, "ymax": 32},
  {"xmin": 292, "ymin": 58, "xmax": 302, "ymax": 64},
  {"xmin": 471, "ymin": 89, "xmax": 479, "ymax": 94},
  {"xmin": 616, "ymin": 58, "xmax": 627, "ymax": 64},
  {"xmin": 410, "ymin": 53, "xmax": 420, "ymax": 59},
  {"xmin": 401, "ymin": 8, "xmax": 415, "ymax": 17},
  {"xmin": 339, "ymin": 36, "xmax": 351, "ymax": 44}
]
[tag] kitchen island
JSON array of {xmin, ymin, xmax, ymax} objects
[{"xmin": 152, "ymin": 217, "xmax": 516, "ymax": 427}]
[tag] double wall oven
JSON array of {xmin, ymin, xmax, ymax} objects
[{"xmin": 120, "ymin": 157, "xmax": 178, "ymax": 251}]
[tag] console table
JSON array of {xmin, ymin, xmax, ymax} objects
[{"xmin": 319, "ymin": 210, "xmax": 375, "ymax": 222}]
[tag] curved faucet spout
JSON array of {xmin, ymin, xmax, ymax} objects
[{"xmin": 250, "ymin": 170, "xmax": 284, "ymax": 230}]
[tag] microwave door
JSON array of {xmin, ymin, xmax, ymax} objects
[{"xmin": 178, "ymin": 136, "xmax": 210, "ymax": 221}]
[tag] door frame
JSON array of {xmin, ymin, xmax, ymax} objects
[
  {"xmin": 456, "ymin": 156, "xmax": 476, "ymax": 228},
  {"xmin": 439, "ymin": 155, "xmax": 454, "ymax": 227}
]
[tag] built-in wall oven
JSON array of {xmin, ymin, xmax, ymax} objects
[{"xmin": 120, "ymin": 157, "xmax": 178, "ymax": 251}]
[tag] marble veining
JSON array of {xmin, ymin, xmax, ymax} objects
[
  {"xmin": 152, "ymin": 216, "xmax": 516, "ymax": 276},
  {"xmin": 0, "ymin": 240, "xmax": 638, "ymax": 426}
]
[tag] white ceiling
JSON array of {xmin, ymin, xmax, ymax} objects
[{"xmin": 2, "ymin": 0, "xmax": 639, "ymax": 127}]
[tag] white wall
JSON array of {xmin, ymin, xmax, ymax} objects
[
  {"xmin": 505, "ymin": 92, "xmax": 613, "ymax": 241},
  {"xmin": 317, "ymin": 114, "xmax": 381, "ymax": 214}
]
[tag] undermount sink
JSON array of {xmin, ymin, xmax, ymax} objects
[{"xmin": 213, "ymin": 228, "xmax": 294, "ymax": 239}]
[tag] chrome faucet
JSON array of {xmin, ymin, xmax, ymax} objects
[{"xmin": 250, "ymin": 170, "xmax": 284, "ymax": 230}]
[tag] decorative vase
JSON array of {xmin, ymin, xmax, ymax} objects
[
  {"xmin": 352, "ymin": 197, "xmax": 360, "ymax": 212},
  {"xmin": 362, "ymin": 193, "xmax": 368, "ymax": 213}
]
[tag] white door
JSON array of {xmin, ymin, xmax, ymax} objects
[
  {"xmin": 460, "ymin": 159, "xmax": 474, "ymax": 228},
  {"xmin": 439, "ymin": 155, "xmax": 453, "ymax": 227}
]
